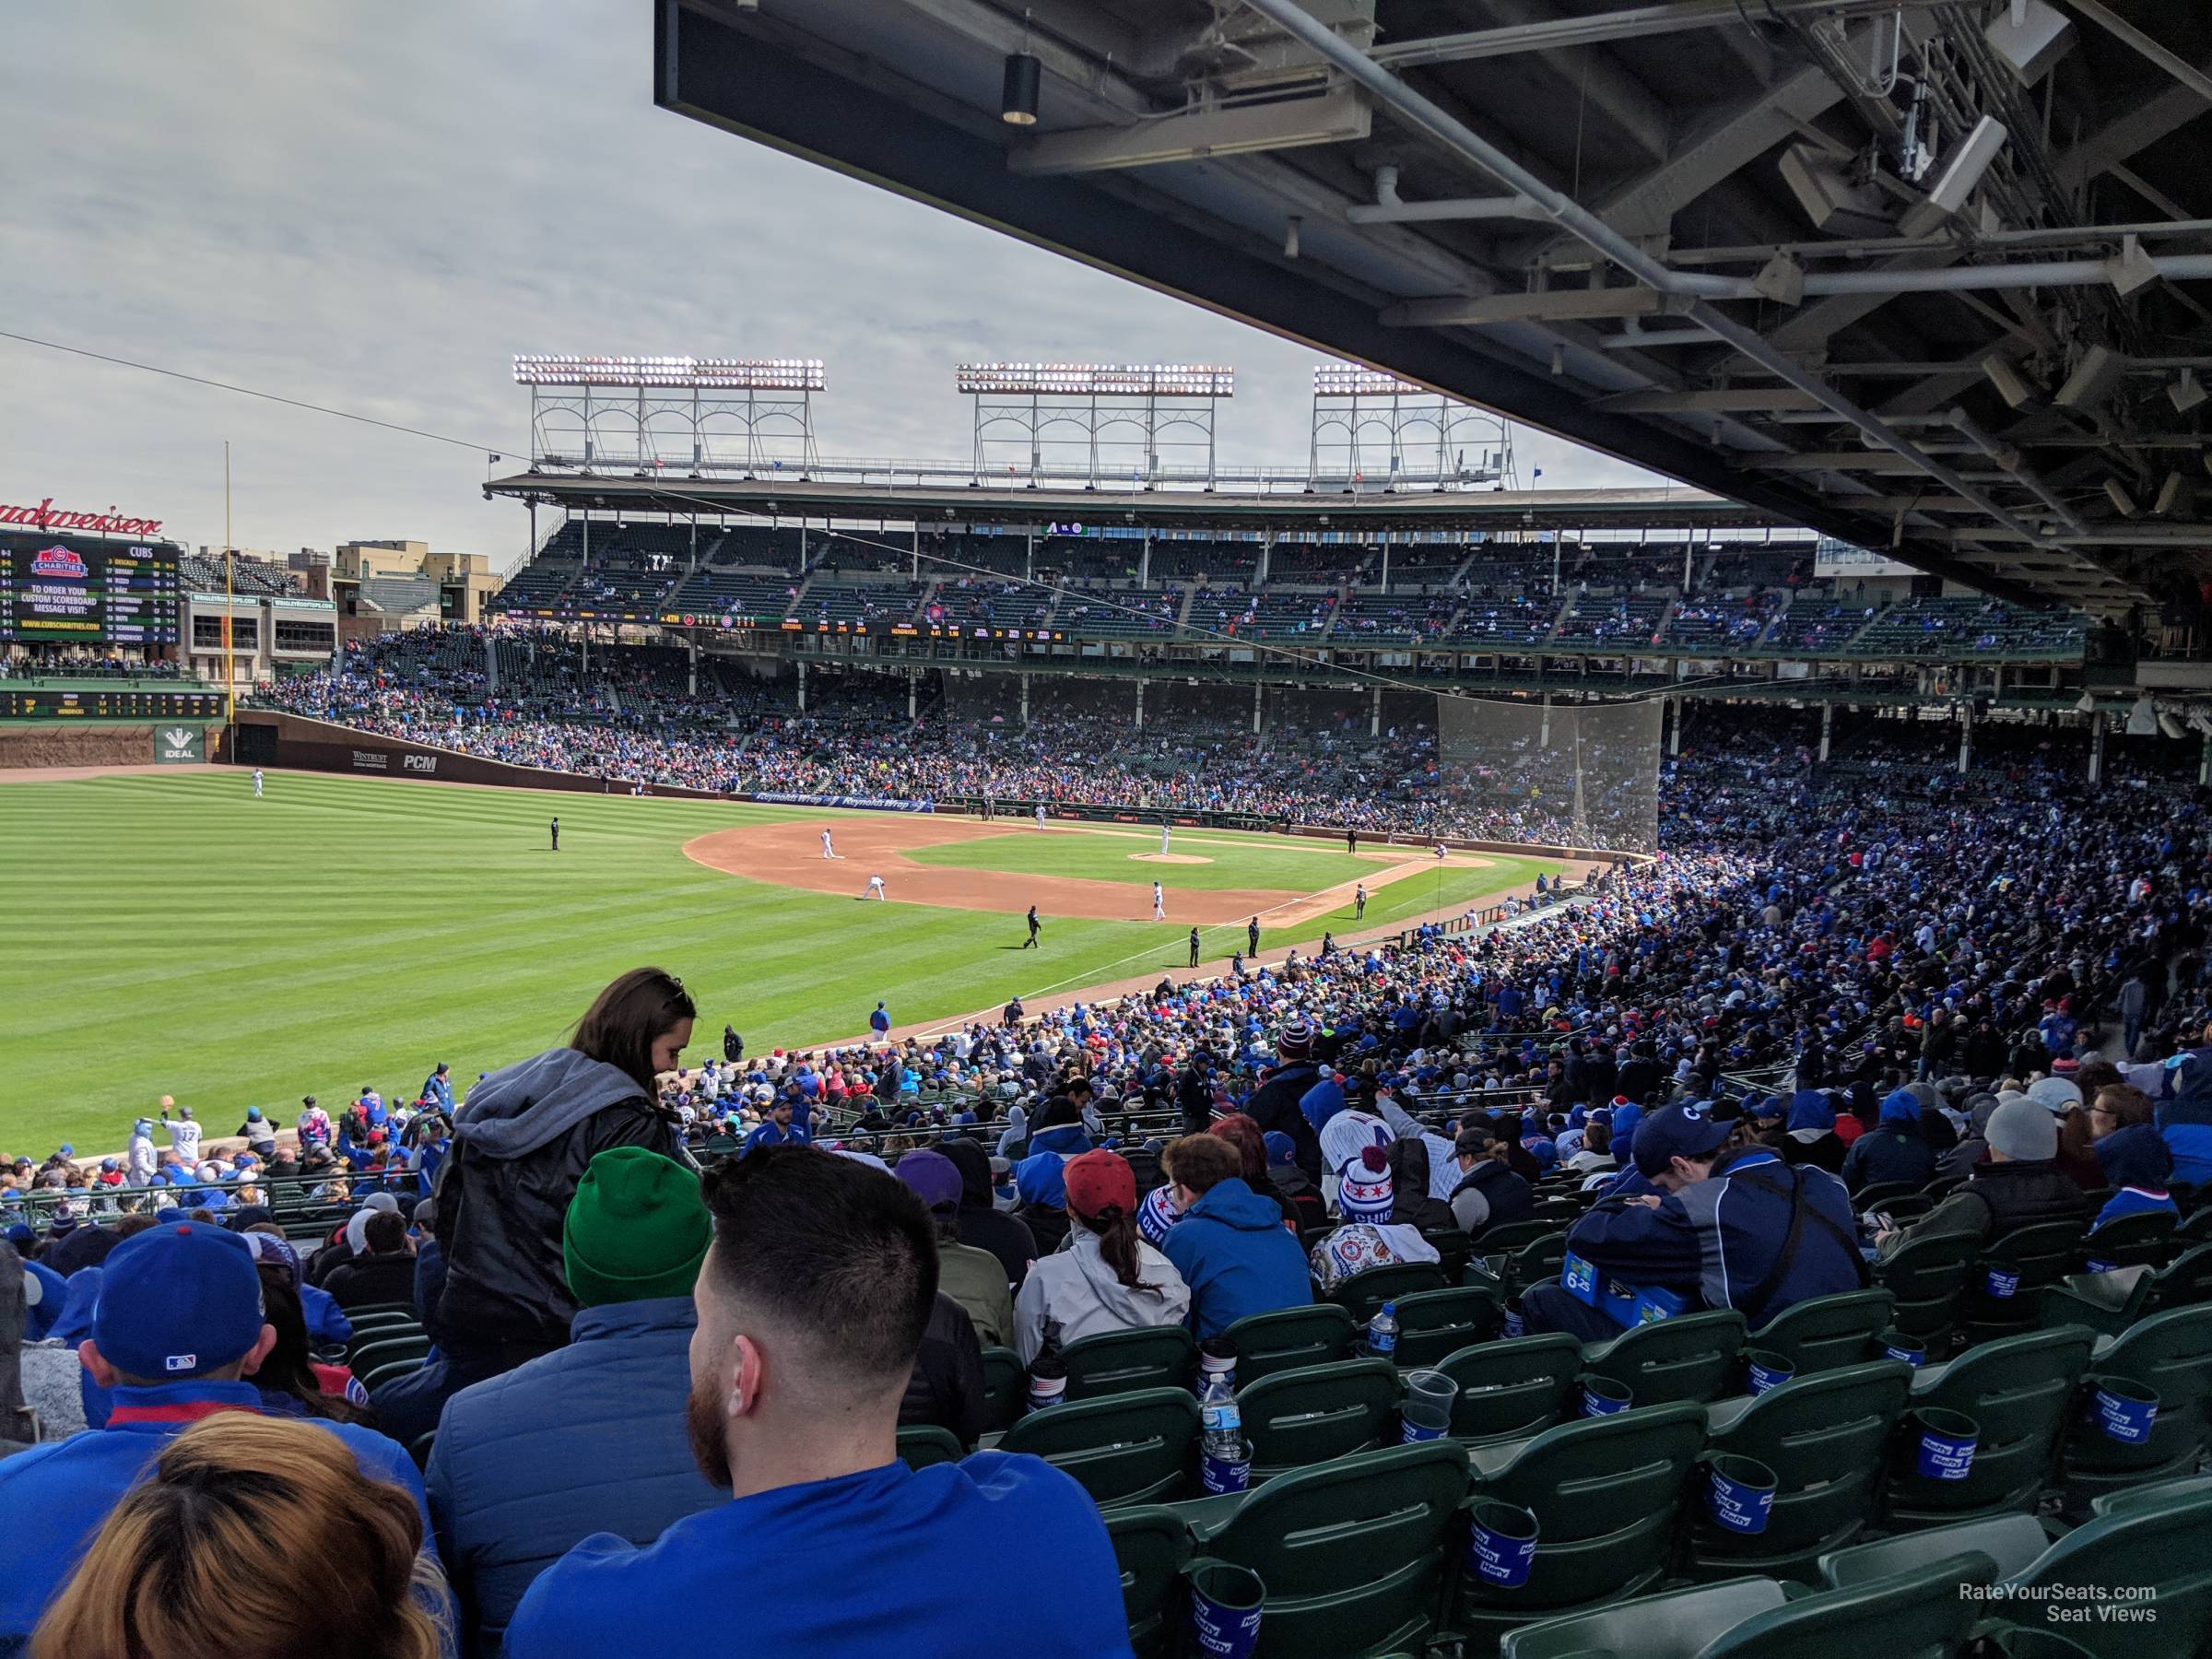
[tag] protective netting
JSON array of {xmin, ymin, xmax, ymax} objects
[{"xmin": 1435, "ymin": 694, "xmax": 1662, "ymax": 853}]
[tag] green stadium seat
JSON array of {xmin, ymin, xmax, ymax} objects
[
  {"xmin": 1748, "ymin": 1288, "xmax": 1896, "ymax": 1376},
  {"xmin": 1701, "ymin": 1550, "xmax": 1995, "ymax": 1659},
  {"xmin": 348, "ymin": 1333, "xmax": 429, "ymax": 1375},
  {"xmin": 1499, "ymin": 1577, "xmax": 1788, "ymax": 1659},
  {"xmin": 895, "ymin": 1424, "xmax": 965, "ymax": 1469},
  {"xmin": 1878, "ymin": 1326, "xmax": 2095, "ymax": 1531},
  {"xmin": 2060, "ymin": 1303, "xmax": 2212, "ymax": 1504},
  {"xmin": 1000, "ymin": 1386, "xmax": 1198, "ymax": 1506},
  {"xmin": 1872, "ymin": 1231, "xmax": 1980, "ymax": 1353},
  {"xmin": 1103, "ymin": 1505, "xmax": 1188, "ymax": 1658},
  {"xmin": 1962, "ymin": 1221, "xmax": 2084, "ymax": 1344},
  {"xmin": 1237, "ymin": 1359, "xmax": 1398, "ymax": 1482},
  {"xmin": 2147, "ymin": 1241, "xmax": 2212, "ymax": 1313},
  {"xmin": 1684, "ymin": 1359, "xmax": 1913, "ymax": 1583},
  {"xmin": 1422, "ymin": 1229, "xmax": 1477, "ymax": 1283},
  {"xmin": 1821, "ymin": 1514, "xmax": 2052, "ymax": 1586},
  {"xmin": 980, "ymin": 1345, "xmax": 1025, "ymax": 1431},
  {"xmin": 1182, "ymin": 1440, "xmax": 1469, "ymax": 1659},
  {"xmin": 1324, "ymin": 1263, "xmax": 1448, "ymax": 1324},
  {"xmin": 1448, "ymin": 1402, "xmax": 1709, "ymax": 1649},
  {"xmin": 1580, "ymin": 1309, "xmax": 1747, "ymax": 1406},
  {"xmin": 2090, "ymin": 1471, "xmax": 2212, "ymax": 1518},
  {"xmin": 2039, "ymin": 1268, "xmax": 2155, "ymax": 1338},
  {"xmin": 1223, "ymin": 1304, "xmax": 1356, "ymax": 1384},
  {"xmin": 1434, "ymin": 1334, "xmax": 1583, "ymax": 1445},
  {"xmin": 1063, "ymin": 1326, "xmax": 1196, "ymax": 1402},
  {"xmin": 360, "ymin": 1356, "xmax": 426, "ymax": 1393},
  {"xmin": 1390, "ymin": 1286, "xmax": 1500, "ymax": 1369},
  {"xmin": 2073, "ymin": 1211, "xmax": 2177, "ymax": 1273}
]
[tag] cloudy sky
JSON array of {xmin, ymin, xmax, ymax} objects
[{"xmin": 3, "ymin": 0, "xmax": 1663, "ymax": 561}]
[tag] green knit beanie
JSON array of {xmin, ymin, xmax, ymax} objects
[{"xmin": 563, "ymin": 1147, "xmax": 712, "ymax": 1308}]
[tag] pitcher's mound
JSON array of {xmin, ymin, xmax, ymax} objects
[{"xmin": 1130, "ymin": 853, "xmax": 1214, "ymax": 865}]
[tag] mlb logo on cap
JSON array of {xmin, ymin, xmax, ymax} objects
[
  {"xmin": 94, "ymin": 1223, "xmax": 265, "ymax": 1383},
  {"xmin": 165, "ymin": 1353, "xmax": 198, "ymax": 1372}
]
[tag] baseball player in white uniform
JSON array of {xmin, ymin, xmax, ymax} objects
[
  {"xmin": 1034, "ymin": 803, "xmax": 1047, "ymax": 830},
  {"xmin": 865, "ymin": 874, "xmax": 888, "ymax": 900},
  {"xmin": 1158, "ymin": 821, "xmax": 1171, "ymax": 854},
  {"xmin": 821, "ymin": 829, "xmax": 839, "ymax": 860},
  {"xmin": 253, "ymin": 769, "xmax": 264, "ymax": 798},
  {"xmin": 1152, "ymin": 880, "xmax": 1166, "ymax": 922}
]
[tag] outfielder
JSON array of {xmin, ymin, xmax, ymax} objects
[{"xmin": 252, "ymin": 768, "xmax": 264, "ymax": 798}]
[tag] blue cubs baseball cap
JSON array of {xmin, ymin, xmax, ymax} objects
[
  {"xmin": 1632, "ymin": 1101, "xmax": 1731, "ymax": 1179},
  {"xmin": 93, "ymin": 1222, "xmax": 265, "ymax": 1381}
]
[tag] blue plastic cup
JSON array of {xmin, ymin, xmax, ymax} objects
[
  {"xmin": 1911, "ymin": 1406, "xmax": 1980, "ymax": 1481},
  {"xmin": 1983, "ymin": 1265, "xmax": 2020, "ymax": 1299},
  {"xmin": 1703, "ymin": 1454, "xmax": 1777, "ymax": 1535},
  {"xmin": 1465, "ymin": 1499, "xmax": 1540, "ymax": 1591},
  {"xmin": 1201, "ymin": 1445, "xmax": 1252, "ymax": 1494},
  {"xmin": 1188, "ymin": 1561, "xmax": 1265, "ymax": 1659},
  {"xmin": 1877, "ymin": 1328, "xmax": 1924, "ymax": 1367},
  {"xmin": 2092, "ymin": 1379, "xmax": 2159, "ymax": 1445},
  {"xmin": 1743, "ymin": 1349, "xmax": 1794, "ymax": 1396},
  {"xmin": 1580, "ymin": 1375, "xmax": 1632, "ymax": 1418},
  {"xmin": 1501, "ymin": 1305, "xmax": 1525, "ymax": 1339},
  {"xmin": 1400, "ymin": 1369, "xmax": 1458, "ymax": 1442}
]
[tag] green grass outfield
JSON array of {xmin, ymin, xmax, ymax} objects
[{"xmin": 0, "ymin": 771, "xmax": 1555, "ymax": 1153}]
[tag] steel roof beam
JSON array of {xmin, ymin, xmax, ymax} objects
[{"xmin": 1370, "ymin": 0, "xmax": 1907, "ymax": 68}]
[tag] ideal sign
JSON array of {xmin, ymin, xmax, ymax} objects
[{"xmin": 154, "ymin": 727, "xmax": 204, "ymax": 764}]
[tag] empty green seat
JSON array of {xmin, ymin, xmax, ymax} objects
[
  {"xmin": 1185, "ymin": 1440, "xmax": 1470, "ymax": 1658},
  {"xmin": 1749, "ymin": 1289, "xmax": 1896, "ymax": 1376},
  {"xmin": 1449, "ymin": 1401, "xmax": 1709, "ymax": 1649},
  {"xmin": 1223, "ymin": 1303, "xmax": 1356, "ymax": 1385},
  {"xmin": 2074, "ymin": 1211, "xmax": 2178, "ymax": 1273},
  {"xmin": 1685, "ymin": 1359, "xmax": 1913, "ymax": 1583},
  {"xmin": 1879, "ymin": 1326, "xmax": 2094, "ymax": 1531},
  {"xmin": 1435, "ymin": 1334, "xmax": 1583, "ymax": 1445},
  {"xmin": 1701, "ymin": 1549, "xmax": 1995, "ymax": 1659},
  {"xmin": 348, "ymin": 1334, "xmax": 429, "ymax": 1375},
  {"xmin": 1000, "ymin": 1386, "xmax": 1199, "ymax": 1507},
  {"xmin": 1478, "ymin": 1221, "xmax": 1561, "ymax": 1254},
  {"xmin": 1391, "ymin": 1286, "xmax": 1500, "ymax": 1369},
  {"xmin": 1423, "ymin": 1228, "xmax": 1477, "ymax": 1283},
  {"xmin": 2091, "ymin": 1472, "xmax": 2212, "ymax": 1519},
  {"xmin": 1580, "ymin": 1309, "xmax": 1747, "ymax": 1406},
  {"xmin": 1103, "ymin": 1505, "xmax": 1188, "ymax": 1658},
  {"xmin": 1063, "ymin": 1326, "xmax": 1196, "ymax": 1402},
  {"xmin": 895, "ymin": 1424, "xmax": 964, "ymax": 1469},
  {"xmin": 1821, "ymin": 1513, "xmax": 2052, "ymax": 1586},
  {"xmin": 2147, "ymin": 1241, "xmax": 2212, "ymax": 1313},
  {"xmin": 2062, "ymin": 1302, "xmax": 2212, "ymax": 1503},
  {"xmin": 1324, "ymin": 1262, "xmax": 1448, "ymax": 1324},
  {"xmin": 1500, "ymin": 1577, "xmax": 1787, "ymax": 1659},
  {"xmin": 2039, "ymin": 1268, "xmax": 2155, "ymax": 1339},
  {"xmin": 1238, "ymin": 1359, "xmax": 1398, "ymax": 1481},
  {"xmin": 980, "ymin": 1345, "xmax": 1026, "ymax": 1431},
  {"xmin": 1872, "ymin": 1231, "xmax": 1980, "ymax": 1352},
  {"xmin": 1490, "ymin": 1231, "xmax": 1569, "ymax": 1303},
  {"xmin": 1963, "ymin": 1221, "xmax": 2084, "ymax": 1343}
]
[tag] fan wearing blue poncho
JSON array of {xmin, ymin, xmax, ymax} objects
[{"xmin": 1840, "ymin": 1088, "xmax": 1937, "ymax": 1193}]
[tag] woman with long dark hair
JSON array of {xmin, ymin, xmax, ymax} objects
[
  {"xmin": 251, "ymin": 1264, "xmax": 375, "ymax": 1427},
  {"xmin": 1011, "ymin": 1150, "xmax": 1189, "ymax": 1364},
  {"xmin": 374, "ymin": 968, "xmax": 695, "ymax": 1446},
  {"xmin": 1209, "ymin": 1112, "xmax": 1301, "ymax": 1232}
]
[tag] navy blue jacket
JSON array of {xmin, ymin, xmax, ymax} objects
[
  {"xmin": 1159, "ymin": 1178, "xmax": 1312, "ymax": 1338},
  {"xmin": 427, "ymin": 1297, "xmax": 726, "ymax": 1656}
]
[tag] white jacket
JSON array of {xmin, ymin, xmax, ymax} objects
[{"xmin": 1012, "ymin": 1228, "xmax": 1192, "ymax": 1365}]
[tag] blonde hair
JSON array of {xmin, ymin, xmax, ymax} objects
[{"xmin": 29, "ymin": 1413, "xmax": 447, "ymax": 1659}]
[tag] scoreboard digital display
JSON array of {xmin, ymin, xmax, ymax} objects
[
  {"xmin": 0, "ymin": 542, "xmax": 182, "ymax": 644},
  {"xmin": 0, "ymin": 687, "xmax": 225, "ymax": 720}
]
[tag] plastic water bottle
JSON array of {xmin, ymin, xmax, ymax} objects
[
  {"xmin": 1365, "ymin": 1300, "xmax": 1400, "ymax": 1360},
  {"xmin": 1198, "ymin": 1366, "xmax": 1248, "ymax": 1493}
]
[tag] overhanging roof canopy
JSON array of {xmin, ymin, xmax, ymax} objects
[{"xmin": 650, "ymin": 0, "xmax": 2212, "ymax": 614}]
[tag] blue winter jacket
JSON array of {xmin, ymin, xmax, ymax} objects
[
  {"xmin": 2156, "ymin": 1056, "xmax": 2212, "ymax": 1188},
  {"xmin": 1013, "ymin": 1124, "xmax": 1093, "ymax": 1210},
  {"xmin": 0, "ymin": 1382, "xmax": 438, "ymax": 1648},
  {"xmin": 427, "ymin": 1296, "xmax": 725, "ymax": 1658},
  {"xmin": 300, "ymin": 1279, "xmax": 354, "ymax": 1347},
  {"xmin": 1159, "ymin": 1177, "xmax": 1312, "ymax": 1338}
]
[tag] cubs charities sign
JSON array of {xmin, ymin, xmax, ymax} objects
[{"xmin": 0, "ymin": 498, "xmax": 165, "ymax": 537}]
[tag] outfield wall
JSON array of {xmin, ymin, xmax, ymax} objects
[{"xmin": 230, "ymin": 712, "xmax": 734, "ymax": 799}]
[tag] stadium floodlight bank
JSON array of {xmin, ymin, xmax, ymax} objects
[
  {"xmin": 513, "ymin": 355, "xmax": 826, "ymax": 391},
  {"xmin": 1311, "ymin": 362, "xmax": 1516, "ymax": 493},
  {"xmin": 959, "ymin": 361, "xmax": 1234, "ymax": 489},
  {"xmin": 519, "ymin": 353, "xmax": 824, "ymax": 475},
  {"xmin": 954, "ymin": 362, "xmax": 1234, "ymax": 397}
]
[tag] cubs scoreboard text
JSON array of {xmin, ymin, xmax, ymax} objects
[
  {"xmin": 0, "ymin": 543, "xmax": 182, "ymax": 643},
  {"xmin": 0, "ymin": 688, "xmax": 225, "ymax": 720}
]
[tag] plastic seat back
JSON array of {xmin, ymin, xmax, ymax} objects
[
  {"xmin": 1873, "ymin": 1231, "xmax": 1980, "ymax": 1345},
  {"xmin": 1500, "ymin": 1579, "xmax": 1788, "ymax": 1659},
  {"xmin": 1325, "ymin": 1261, "xmax": 1448, "ymax": 1324},
  {"xmin": 2075, "ymin": 1211, "xmax": 2178, "ymax": 1273},
  {"xmin": 1455, "ymin": 1401, "xmax": 1709, "ymax": 1629},
  {"xmin": 2064, "ymin": 1303, "xmax": 2212, "ymax": 1497},
  {"xmin": 1701, "ymin": 1550, "xmax": 1995, "ymax": 1659},
  {"xmin": 1197, "ymin": 1440, "xmax": 1470, "ymax": 1659},
  {"xmin": 2148, "ymin": 1241, "xmax": 2212, "ymax": 1313},
  {"xmin": 1435, "ymin": 1333, "xmax": 1583, "ymax": 1444},
  {"xmin": 1964, "ymin": 1220, "xmax": 2086, "ymax": 1338},
  {"xmin": 1422, "ymin": 1228, "xmax": 1475, "ymax": 1283},
  {"xmin": 980, "ymin": 1345, "xmax": 1026, "ymax": 1430},
  {"xmin": 896, "ymin": 1424, "xmax": 964, "ymax": 1469},
  {"xmin": 1391, "ymin": 1286, "xmax": 1500, "ymax": 1369},
  {"xmin": 1103, "ymin": 1505, "xmax": 1189, "ymax": 1659},
  {"xmin": 1691, "ymin": 1360, "xmax": 1913, "ymax": 1580},
  {"xmin": 1820, "ymin": 1514, "xmax": 2050, "ymax": 1588},
  {"xmin": 1882, "ymin": 1326, "xmax": 2095, "ymax": 1529},
  {"xmin": 1223, "ymin": 1303, "xmax": 1357, "ymax": 1385},
  {"xmin": 1001, "ymin": 1386, "xmax": 1200, "ymax": 1507},
  {"xmin": 2012, "ymin": 1485, "xmax": 2212, "ymax": 1659},
  {"xmin": 1063, "ymin": 1325, "xmax": 1197, "ymax": 1402},
  {"xmin": 1238, "ymin": 1358, "xmax": 1399, "ymax": 1480},
  {"xmin": 1581, "ymin": 1309, "xmax": 1748, "ymax": 1406},
  {"xmin": 1750, "ymin": 1289, "xmax": 1896, "ymax": 1376},
  {"xmin": 1852, "ymin": 1182, "xmax": 1921, "ymax": 1210},
  {"xmin": 1493, "ymin": 1230, "xmax": 1569, "ymax": 1300}
]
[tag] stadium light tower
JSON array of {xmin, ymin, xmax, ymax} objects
[
  {"xmin": 1309, "ymin": 362, "xmax": 1514, "ymax": 493},
  {"xmin": 513, "ymin": 355, "xmax": 826, "ymax": 477},
  {"xmin": 956, "ymin": 362, "xmax": 1234, "ymax": 489}
]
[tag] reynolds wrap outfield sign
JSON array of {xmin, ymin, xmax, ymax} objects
[
  {"xmin": 752, "ymin": 792, "xmax": 935, "ymax": 814},
  {"xmin": 154, "ymin": 726, "xmax": 204, "ymax": 763}
]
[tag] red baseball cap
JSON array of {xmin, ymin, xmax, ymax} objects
[{"xmin": 1062, "ymin": 1149, "xmax": 1136, "ymax": 1220}]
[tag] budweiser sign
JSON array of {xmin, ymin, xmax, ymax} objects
[{"xmin": 0, "ymin": 498, "xmax": 163, "ymax": 536}]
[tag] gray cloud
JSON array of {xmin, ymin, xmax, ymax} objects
[{"xmin": 1, "ymin": 0, "xmax": 1663, "ymax": 558}]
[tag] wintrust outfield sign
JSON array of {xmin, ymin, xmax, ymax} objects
[{"xmin": 0, "ymin": 498, "xmax": 164, "ymax": 536}]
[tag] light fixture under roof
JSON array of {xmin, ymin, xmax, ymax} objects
[{"xmin": 1001, "ymin": 51, "xmax": 1041, "ymax": 126}]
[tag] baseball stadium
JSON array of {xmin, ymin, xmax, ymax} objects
[{"xmin": 9, "ymin": 2, "xmax": 2212, "ymax": 1655}]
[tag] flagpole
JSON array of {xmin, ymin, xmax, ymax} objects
[{"xmin": 223, "ymin": 441, "xmax": 235, "ymax": 726}]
